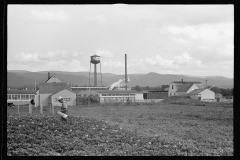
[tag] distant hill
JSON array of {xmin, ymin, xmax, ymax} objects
[{"xmin": 7, "ymin": 70, "xmax": 233, "ymax": 89}]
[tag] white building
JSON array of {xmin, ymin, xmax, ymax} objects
[
  {"xmin": 168, "ymin": 80, "xmax": 205, "ymax": 97},
  {"xmin": 188, "ymin": 88, "xmax": 215, "ymax": 101}
]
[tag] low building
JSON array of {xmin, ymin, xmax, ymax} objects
[
  {"xmin": 77, "ymin": 90, "xmax": 143, "ymax": 103},
  {"xmin": 7, "ymin": 90, "xmax": 36, "ymax": 105},
  {"xmin": 143, "ymin": 90, "xmax": 168, "ymax": 99},
  {"xmin": 188, "ymin": 88, "xmax": 215, "ymax": 101}
]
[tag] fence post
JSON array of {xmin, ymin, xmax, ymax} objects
[
  {"xmin": 29, "ymin": 103, "xmax": 32, "ymax": 115},
  {"xmin": 40, "ymin": 103, "xmax": 43, "ymax": 114},
  {"xmin": 52, "ymin": 104, "xmax": 54, "ymax": 115}
]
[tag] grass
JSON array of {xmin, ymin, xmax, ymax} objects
[{"xmin": 7, "ymin": 100, "xmax": 233, "ymax": 156}]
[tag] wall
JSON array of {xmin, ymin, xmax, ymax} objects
[
  {"xmin": 147, "ymin": 93, "xmax": 168, "ymax": 99},
  {"xmin": 200, "ymin": 89, "xmax": 215, "ymax": 100},
  {"xmin": 135, "ymin": 93, "xmax": 144, "ymax": 100},
  {"xmin": 51, "ymin": 90, "xmax": 76, "ymax": 106},
  {"xmin": 39, "ymin": 94, "xmax": 52, "ymax": 107},
  {"xmin": 168, "ymin": 83, "xmax": 182, "ymax": 97}
]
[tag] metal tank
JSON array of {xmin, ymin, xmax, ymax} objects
[{"xmin": 90, "ymin": 55, "xmax": 100, "ymax": 64}]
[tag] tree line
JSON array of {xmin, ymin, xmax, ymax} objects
[{"xmin": 210, "ymin": 87, "xmax": 233, "ymax": 96}]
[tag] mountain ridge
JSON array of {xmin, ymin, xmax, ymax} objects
[{"xmin": 7, "ymin": 70, "xmax": 233, "ymax": 89}]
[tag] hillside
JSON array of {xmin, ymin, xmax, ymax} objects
[{"xmin": 7, "ymin": 70, "xmax": 233, "ymax": 89}]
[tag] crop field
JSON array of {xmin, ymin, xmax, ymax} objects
[{"xmin": 7, "ymin": 98, "xmax": 233, "ymax": 156}]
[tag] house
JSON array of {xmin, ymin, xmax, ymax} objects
[
  {"xmin": 168, "ymin": 79, "xmax": 205, "ymax": 97},
  {"xmin": 188, "ymin": 88, "xmax": 215, "ymax": 101}
]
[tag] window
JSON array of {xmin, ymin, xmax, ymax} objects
[
  {"xmin": 17, "ymin": 95, "xmax": 20, "ymax": 100},
  {"xmin": 12, "ymin": 95, "xmax": 18, "ymax": 100},
  {"xmin": 30, "ymin": 95, "xmax": 35, "ymax": 99},
  {"xmin": 21, "ymin": 95, "xmax": 26, "ymax": 100},
  {"xmin": 7, "ymin": 95, "xmax": 11, "ymax": 100}
]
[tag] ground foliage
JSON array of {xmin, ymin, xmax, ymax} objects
[{"xmin": 7, "ymin": 114, "xmax": 223, "ymax": 156}]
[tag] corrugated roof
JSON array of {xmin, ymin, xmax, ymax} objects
[
  {"xmin": 176, "ymin": 83, "xmax": 194, "ymax": 92},
  {"xmin": 39, "ymin": 82, "xmax": 71, "ymax": 94},
  {"xmin": 7, "ymin": 90, "xmax": 36, "ymax": 94},
  {"xmin": 79, "ymin": 90, "xmax": 142, "ymax": 94},
  {"xmin": 188, "ymin": 89, "xmax": 206, "ymax": 95}
]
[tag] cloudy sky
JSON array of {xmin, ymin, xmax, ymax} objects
[{"xmin": 7, "ymin": 4, "xmax": 234, "ymax": 78}]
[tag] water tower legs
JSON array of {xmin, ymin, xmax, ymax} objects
[{"xmin": 94, "ymin": 64, "xmax": 97, "ymax": 87}]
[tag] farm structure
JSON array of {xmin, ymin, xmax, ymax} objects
[
  {"xmin": 168, "ymin": 80, "xmax": 205, "ymax": 97},
  {"xmin": 188, "ymin": 88, "xmax": 215, "ymax": 101},
  {"xmin": 143, "ymin": 90, "xmax": 168, "ymax": 100},
  {"xmin": 7, "ymin": 90, "xmax": 36, "ymax": 105}
]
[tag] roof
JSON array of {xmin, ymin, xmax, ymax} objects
[
  {"xmin": 7, "ymin": 90, "xmax": 36, "ymax": 94},
  {"xmin": 176, "ymin": 83, "xmax": 195, "ymax": 92},
  {"xmin": 50, "ymin": 89, "xmax": 76, "ymax": 96},
  {"xmin": 45, "ymin": 75, "xmax": 61, "ymax": 83},
  {"xmin": 188, "ymin": 89, "xmax": 206, "ymax": 95},
  {"xmin": 83, "ymin": 90, "xmax": 142, "ymax": 94},
  {"xmin": 171, "ymin": 81, "xmax": 202, "ymax": 84},
  {"xmin": 39, "ymin": 82, "xmax": 71, "ymax": 94}
]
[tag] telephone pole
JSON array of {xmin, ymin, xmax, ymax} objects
[{"xmin": 205, "ymin": 80, "xmax": 208, "ymax": 88}]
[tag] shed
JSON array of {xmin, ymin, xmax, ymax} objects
[
  {"xmin": 50, "ymin": 89, "xmax": 76, "ymax": 106},
  {"xmin": 188, "ymin": 89, "xmax": 215, "ymax": 101}
]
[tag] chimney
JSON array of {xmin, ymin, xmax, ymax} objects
[
  {"xmin": 125, "ymin": 54, "xmax": 127, "ymax": 90},
  {"xmin": 182, "ymin": 79, "xmax": 183, "ymax": 82},
  {"xmin": 48, "ymin": 72, "xmax": 50, "ymax": 79}
]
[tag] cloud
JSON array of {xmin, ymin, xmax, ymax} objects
[
  {"xmin": 31, "ymin": 10, "xmax": 69, "ymax": 21},
  {"xmin": 8, "ymin": 50, "xmax": 85, "ymax": 64},
  {"xmin": 95, "ymin": 50, "xmax": 113, "ymax": 58}
]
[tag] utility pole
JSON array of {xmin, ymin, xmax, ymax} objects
[
  {"xmin": 205, "ymin": 80, "xmax": 208, "ymax": 88},
  {"xmin": 35, "ymin": 78, "xmax": 36, "ymax": 91}
]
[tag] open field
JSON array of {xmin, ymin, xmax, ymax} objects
[{"xmin": 7, "ymin": 100, "xmax": 233, "ymax": 156}]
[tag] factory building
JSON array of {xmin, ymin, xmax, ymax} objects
[{"xmin": 77, "ymin": 90, "xmax": 143, "ymax": 103}]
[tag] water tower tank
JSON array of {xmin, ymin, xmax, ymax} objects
[{"xmin": 90, "ymin": 55, "xmax": 100, "ymax": 64}]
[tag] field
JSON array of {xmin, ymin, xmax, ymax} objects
[{"xmin": 7, "ymin": 98, "xmax": 233, "ymax": 156}]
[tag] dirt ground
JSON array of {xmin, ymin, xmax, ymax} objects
[{"xmin": 7, "ymin": 101, "xmax": 233, "ymax": 155}]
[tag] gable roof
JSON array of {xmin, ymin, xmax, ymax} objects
[
  {"xmin": 176, "ymin": 83, "xmax": 195, "ymax": 92},
  {"xmin": 39, "ymin": 82, "xmax": 71, "ymax": 94},
  {"xmin": 50, "ymin": 89, "xmax": 76, "ymax": 96},
  {"xmin": 45, "ymin": 75, "xmax": 61, "ymax": 83},
  {"xmin": 7, "ymin": 90, "xmax": 36, "ymax": 94},
  {"xmin": 188, "ymin": 89, "xmax": 206, "ymax": 95}
]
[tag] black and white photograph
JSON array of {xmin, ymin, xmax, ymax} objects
[{"xmin": 7, "ymin": 4, "xmax": 233, "ymax": 156}]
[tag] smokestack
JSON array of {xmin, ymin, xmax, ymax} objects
[
  {"xmin": 48, "ymin": 72, "xmax": 50, "ymax": 80},
  {"xmin": 125, "ymin": 54, "xmax": 127, "ymax": 90}
]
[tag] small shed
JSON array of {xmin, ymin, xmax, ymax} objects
[
  {"xmin": 188, "ymin": 89, "xmax": 215, "ymax": 101},
  {"xmin": 50, "ymin": 89, "xmax": 76, "ymax": 106}
]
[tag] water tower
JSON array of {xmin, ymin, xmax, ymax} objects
[{"xmin": 89, "ymin": 54, "xmax": 103, "ymax": 87}]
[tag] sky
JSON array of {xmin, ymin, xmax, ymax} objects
[{"xmin": 7, "ymin": 4, "xmax": 234, "ymax": 78}]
